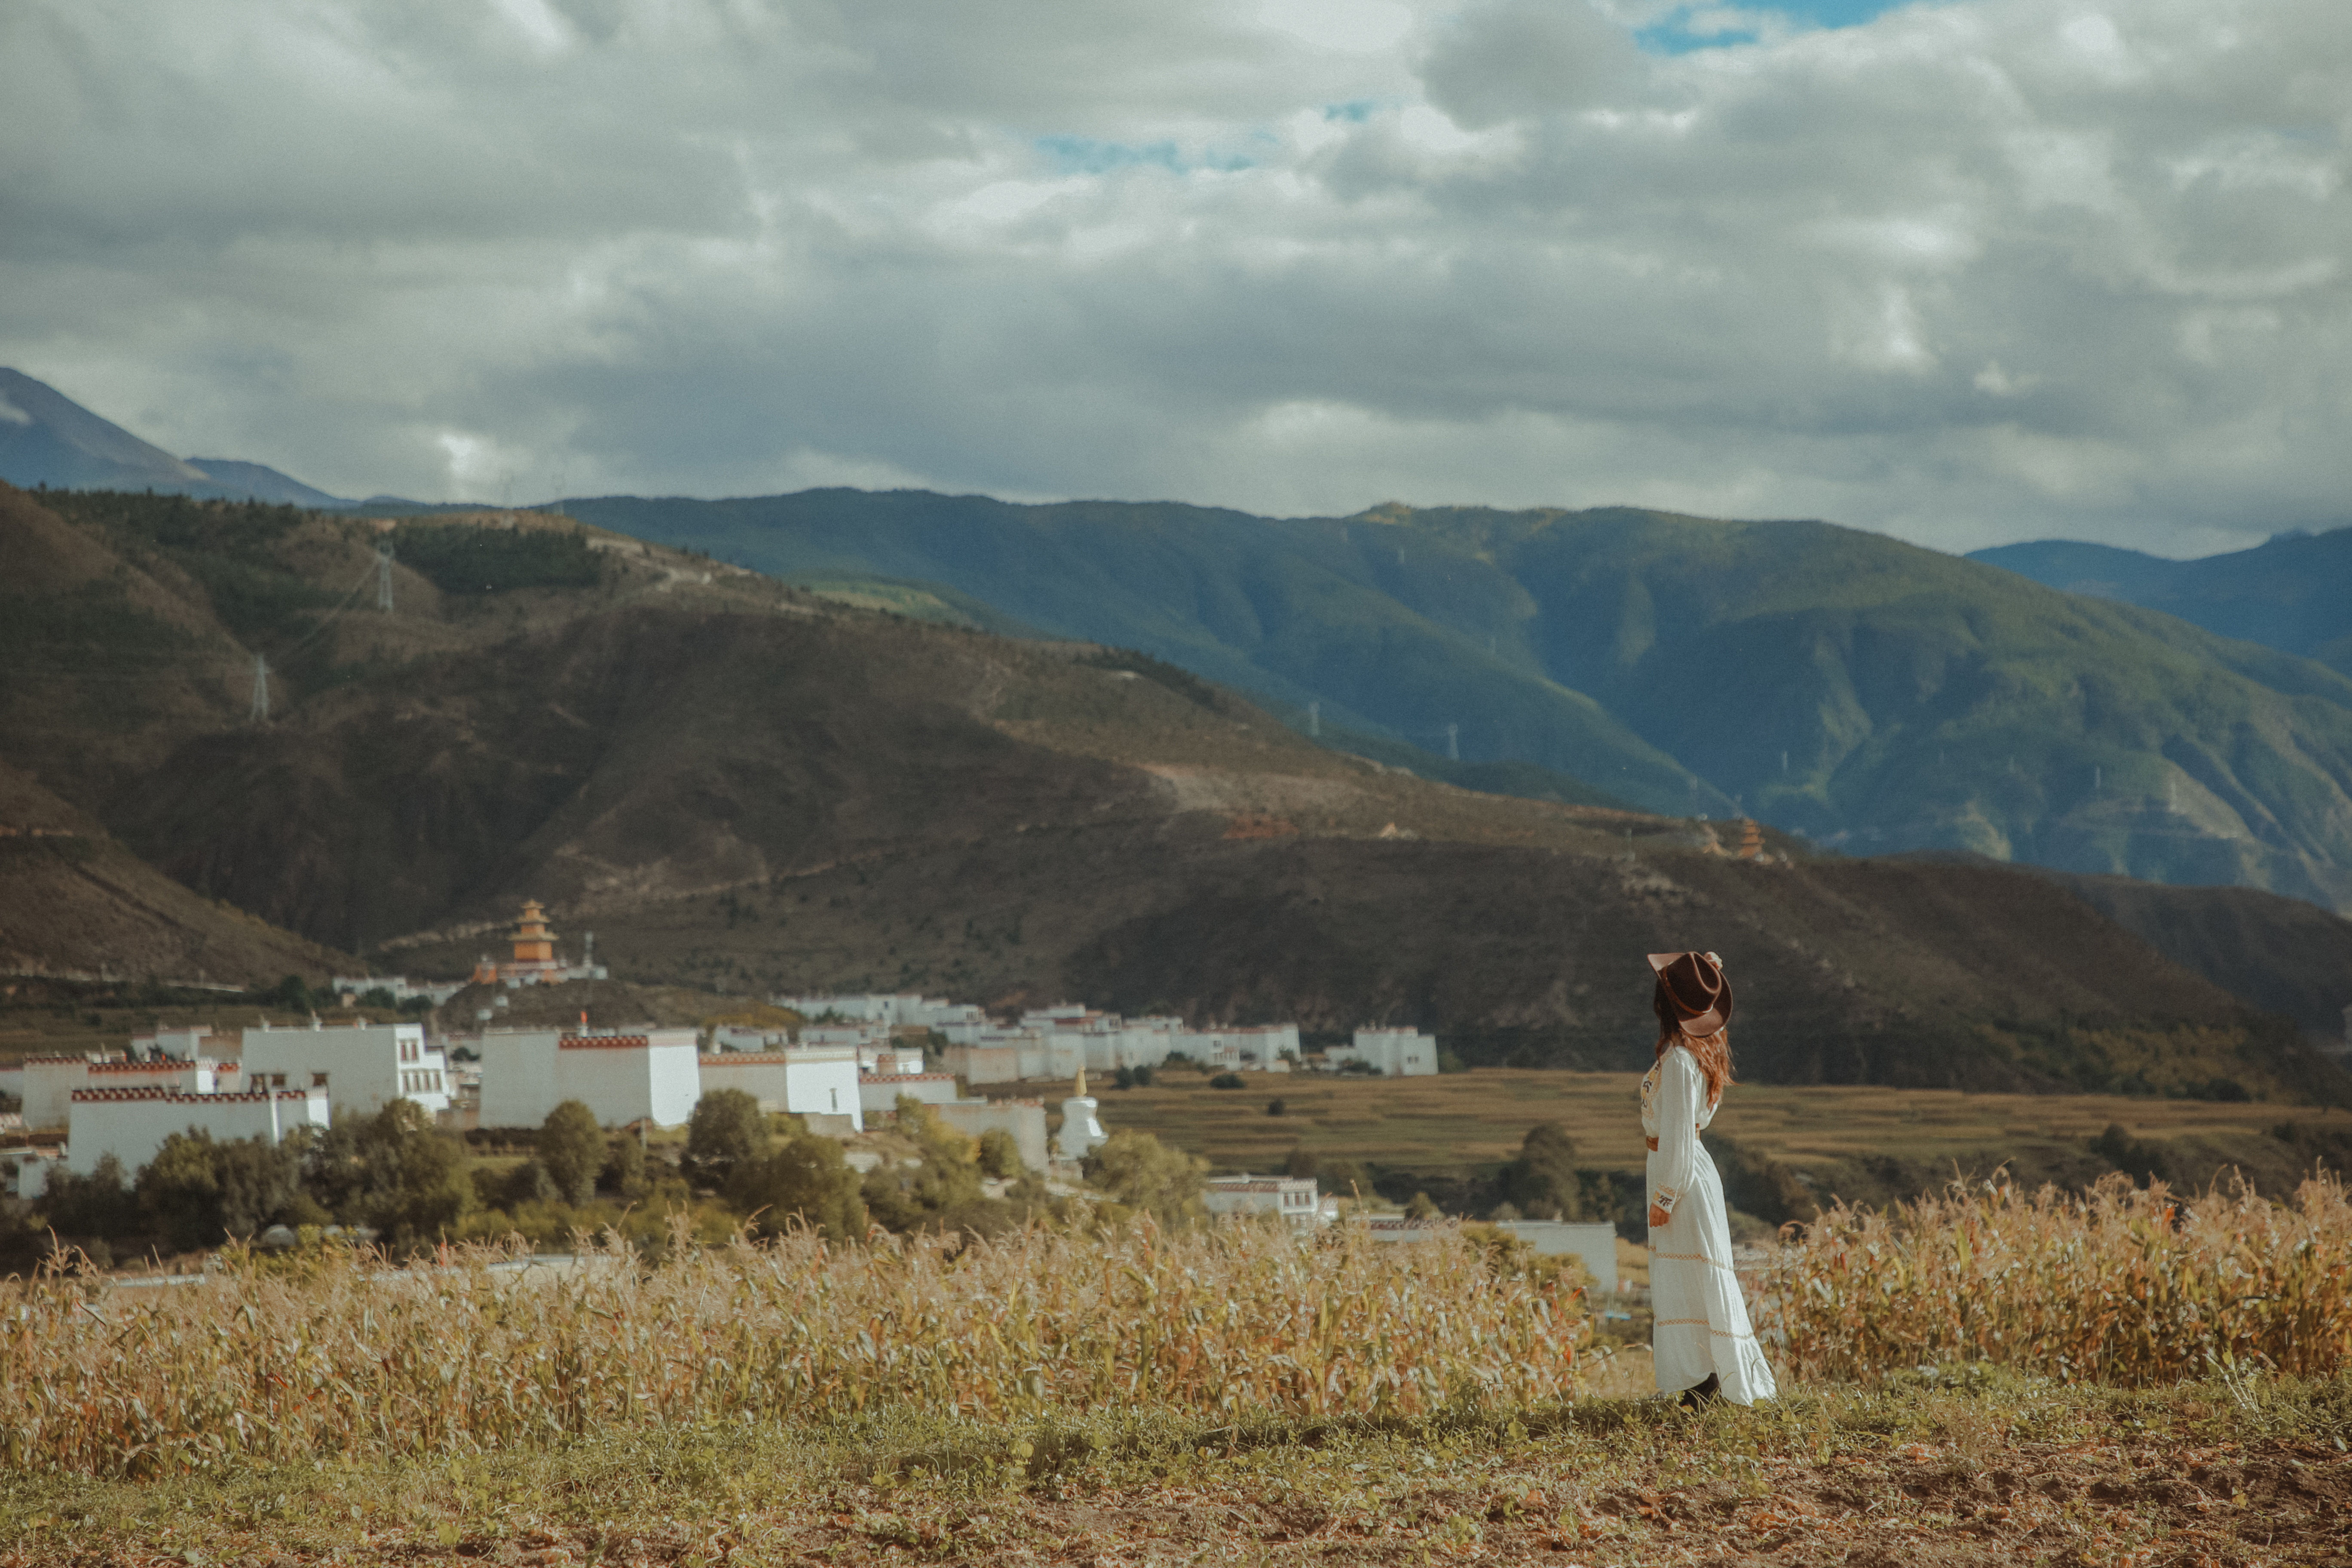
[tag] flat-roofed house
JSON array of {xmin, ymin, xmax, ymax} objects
[
  {"xmin": 65, "ymin": 1085, "xmax": 330, "ymax": 1176},
  {"xmin": 1203, "ymin": 1174, "xmax": 1325, "ymax": 1231},
  {"xmin": 476, "ymin": 1026, "xmax": 701, "ymax": 1129},
  {"xmin": 241, "ymin": 1019, "xmax": 450, "ymax": 1116},
  {"xmin": 697, "ymin": 1045, "xmax": 864, "ymax": 1130}
]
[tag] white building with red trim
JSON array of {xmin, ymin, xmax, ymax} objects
[
  {"xmin": 64, "ymin": 1085, "xmax": 330, "ymax": 1176},
  {"xmin": 9, "ymin": 1052, "xmax": 241, "ymax": 1131},
  {"xmin": 240, "ymin": 1020, "xmax": 450, "ymax": 1116},
  {"xmin": 476, "ymin": 1026, "xmax": 701, "ymax": 1129},
  {"xmin": 698, "ymin": 1045, "xmax": 864, "ymax": 1129}
]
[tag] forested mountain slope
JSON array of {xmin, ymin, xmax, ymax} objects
[{"xmin": 566, "ymin": 491, "xmax": 2352, "ymax": 913}]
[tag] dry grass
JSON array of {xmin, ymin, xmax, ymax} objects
[
  {"xmin": 0, "ymin": 1220, "xmax": 1583, "ymax": 1481},
  {"xmin": 1765, "ymin": 1170, "xmax": 2352, "ymax": 1386}
]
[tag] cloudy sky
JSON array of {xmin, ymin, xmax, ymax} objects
[{"xmin": 3, "ymin": 0, "xmax": 2346, "ymax": 555}]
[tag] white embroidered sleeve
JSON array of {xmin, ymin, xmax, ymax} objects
[{"xmin": 1651, "ymin": 1048, "xmax": 1702, "ymax": 1218}]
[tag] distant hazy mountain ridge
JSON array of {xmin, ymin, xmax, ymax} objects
[
  {"xmin": 1972, "ymin": 531, "xmax": 2352, "ymax": 677},
  {"xmin": 0, "ymin": 368, "xmax": 348, "ymax": 507}
]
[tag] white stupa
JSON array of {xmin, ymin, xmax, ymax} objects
[{"xmin": 1057, "ymin": 1066, "xmax": 1108, "ymax": 1163}]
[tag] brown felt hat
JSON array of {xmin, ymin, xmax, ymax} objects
[{"xmin": 1648, "ymin": 950, "xmax": 1732, "ymax": 1037}]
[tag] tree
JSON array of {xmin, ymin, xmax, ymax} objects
[
  {"xmin": 536, "ymin": 1100, "xmax": 603, "ymax": 1205},
  {"xmin": 685, "ymin": 1088, "xmax": 772, "ymax": 1185},
  {"xmin": 975, "ymin": 1127, "xmax": 1023, "ymax": 1179},
  {"xmin": 136, "ymin": 1130, "xmax": 306, "ymax": 1251},
  {"xmin": 1404, "ymin": 1191, "xmax": 1441, "ymax": 1220},
  {"xmin": 861, "ymin": 1099, "xmax": 993, "ymax": 1233},
  {"xmin": 600, "ymin": 1133, "xmax": 649, "ymax": 1200},
  {"xmin": 38, "ymin": 1155, "xmax": 137, "ymax": 1240},
  {"xmin": 728, "ymin": 1136, "xmax": 868, "ymax": 1242},
  {"xmin": 1082, "ymin": 1130, "xmax": 1207, "ymax": 1228},
  {"xmin": 306, "ymin": 1100, "xmax": 475, "ymax": 1246},
  {"xmin": 1489, "ymin": 1122, "xmax": 1618, "ymax": 1223},
  {"xmin": 1283, "ymin": 1145, "xmax": 1319, "ymax": 1179},
  {"xmin": 1265, "ymin": 1097, "xmax": 1287, "ymax": 1117}
]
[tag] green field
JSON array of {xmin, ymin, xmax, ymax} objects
[{"xmin": 1072, "ymin": 1067, "xmax": 2351, "ymax": 1187}]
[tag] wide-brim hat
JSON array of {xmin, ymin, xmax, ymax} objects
[{"xmin": 1648, "ymin": 950, "xmax": 1732, "ymax": 1036}]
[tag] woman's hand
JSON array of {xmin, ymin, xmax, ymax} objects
[{"xmin": 1648, "ymin": 1203, "xmax": 1670, "ymax": 1229}]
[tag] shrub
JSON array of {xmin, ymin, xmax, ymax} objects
[
  {"xmin": 600, "ymin": 1133, "xmax": 649, "ymax": 1199},
  {"xmin": 1209, "ymin": 1072, "xmax": 1245, "ymax": 1089},
  {"xmin": 685, "ymin": 1088, "xmax": 771, "ymax": 1185},
  {"xmin": 975, "ymin": 1127, "xmax": 1023, "ymax": 1179},
  {"xmin": 1082, "ymin": 1130, "xmax": 1207, "ymax": 1228},
  {"xmin": 727, "ymin": 1136, "xmax": 868, "ymax": 1242},
  {"xmin": 135, "ymin": 1130, "xmax": 306, "ymax": 1251},
  {"xmin": 1265, "ymin": 1096, "xmax": 1287, "ymax": 1117},
  {"xmin": 306, "ymin": 1101, "xmax": 475, "ymax": 1246},
  {"xmin": 536, "ymin": 1101, "xmax": 604, "ymax": 1206},
  {"xmin": 35, "ymin": 1155, "xmax": 137, "ymax": 1240}
]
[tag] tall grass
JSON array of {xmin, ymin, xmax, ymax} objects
[
  {"xmin": 0, "ymin": 1220, "xmax": 1583, "ymax": 1479},
  {"xmin": 1761, "ymin": 1171, "xmax": 2352, "ymax": 1386}
]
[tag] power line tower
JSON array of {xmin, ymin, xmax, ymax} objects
[
  {"xmin": 248, "ymin": 653, "xmax": 270, "ymax": 723},
  {"xmin": 1307, "ymin": 700, "xmax": 1320, "ymax": 738},
  {"xmin": 1445, "ymin": 723, "xmax": 1459, "ymax": 762},
  {"xmin": 376, "ymin": 543, "xmax": 395, "ymax": 612}
]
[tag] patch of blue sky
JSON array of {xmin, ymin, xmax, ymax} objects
[
  {"xmin": 1324, "ymin": 100, "xmax": 1378, "ymax": 124},
  {"xmin": 1035, "ymin": 135, "xmax": 1259, "ymax": 176},
  {"xmin": 1635, "ymin": 0, "xmax": 1926, "ymax": 55}
]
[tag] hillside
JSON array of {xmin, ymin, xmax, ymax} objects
[
  {"xmin": 4, "ymin": 484, "xmax": 2345, "ymax": 1101},
  {"xmin": 0, "ymin": 759, "xmax": 349, "ymax": 988},
  {"xmin": 1973, "ymin": 528, "xmax": 2352, "ymax": 677},
  {"xmin": 561, "ymin": 491, "xmax": 2352, "ymax": 914}
]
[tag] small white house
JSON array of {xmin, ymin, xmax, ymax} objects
[
  {"xmin": 476, "ymin": 1026, "xmax": 701, "ymax": 1129},
  {"xmin": 65, "ymin": 1085, "xmax": 330, "ymax": 1176},
  {"xmin": 241, "ymin": 1019, "xmax": 451, "ymax": 1117},
  {"xmin": 697, "ymin": 1046, "xmax": 864, "ymax": 1130},
  {"xmin": 1327, "ymin": 1027, "xmax": 1438, "ymax": 1076},
  {"xmin": 1203, "ymin": 1174, "xmax": 1326, "ymax": 1231}
]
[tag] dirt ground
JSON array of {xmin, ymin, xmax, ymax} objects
[{"xmin": 6, "ymin": 1391, "xmax": 2346, "ymax": 1568}]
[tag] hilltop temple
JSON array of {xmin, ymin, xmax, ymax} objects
[{"xmin": 471, "ymin": 900, "xmax": 607, "ymax": 986}]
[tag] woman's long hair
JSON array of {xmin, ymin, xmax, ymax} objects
[{"xmin": 1656, "ymin": 1024, "xmax": 1734, "ymax": 1109}]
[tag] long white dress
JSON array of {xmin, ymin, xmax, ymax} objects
[{"xmin": 1642, "ymin": 1044, "xmax": 1776, "ymax": 1403}]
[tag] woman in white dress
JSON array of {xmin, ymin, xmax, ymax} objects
[{"xmin": 1642, "ymin": 949, "xmax": 1776, "ymax": 1407}]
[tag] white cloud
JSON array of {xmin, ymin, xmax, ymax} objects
[{"xmin": 0, "ymin": 0, "xmax": 2346, "ymax": 554}]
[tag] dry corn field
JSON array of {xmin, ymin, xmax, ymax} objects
[
  {"xmin": 1762, "ymin": 1170, "xmax": 2352, "ymax": 1385},
  {"xmin": 8, "ymin": 1173, "xmax": 2351, "ymax": 1490},
  {"xmin": 0, "ymin": 1222, "xmax": 1583, "ymax": 1480}
]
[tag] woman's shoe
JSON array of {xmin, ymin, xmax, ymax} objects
[{"xmin": 1677, "ymin": 1373, "xmax": 1722, "ymax": 1410}]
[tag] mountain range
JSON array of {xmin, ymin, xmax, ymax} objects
[
  {"xmin": 3, "ymin": 483, "xmax": 2347, "ymax": 1101},
  {"xmin": 8, "ymin": 367, "xmax": 2352, "ymax": 918},
  {"xmin": 1971, "ymin": 532, "xmax": 2352, "ymax": 677},
  {"xmin": 566, "ymin": 491, "xmax": 2352, "ymax": 914},
  {"xmin": 0, "ymin": 368, "xmax": 349, "ymax": 508}
]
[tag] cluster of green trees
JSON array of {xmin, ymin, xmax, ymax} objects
[{"xmin": 1, "ymin": 1090, "xmax": 1222, "ymax": 1271}]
